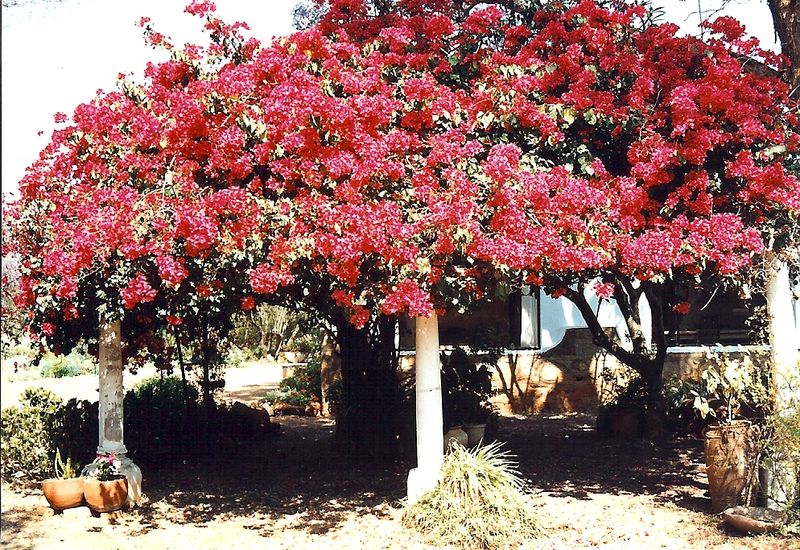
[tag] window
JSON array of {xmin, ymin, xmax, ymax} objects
[{"xmin": 665, "ymin": 285, "xmax": 760, "ymax": 346}]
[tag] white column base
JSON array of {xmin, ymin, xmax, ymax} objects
[{"xmin": 407, "ymin": 466, "xmax": 440, "ymax": 505}]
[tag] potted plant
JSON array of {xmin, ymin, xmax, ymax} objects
[
  {"xmin": 691, "ymin": 350, "xmax": 768, "ymax": 514},
  {"xmin": 597, "ymin": 376, "xmax": 647, "ymax": 440},
  {"xmin": 82, "ymin": 452, "xmax": 128, "ymax": 513},
  {"xmin": 460, "ymin": 387, "xmax": 497, "ymax": 447},
  {"xmin": 41, "ymin": 449, "xmax": 84, "ymax": 512},
  {"xmin": 441, "ymin": 348, "xmax": 496, "ymax": 447}
]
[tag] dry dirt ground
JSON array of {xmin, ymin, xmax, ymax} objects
[{"xmin": 1, "ymin": 371, "xmax": 798, "ymax": 549}]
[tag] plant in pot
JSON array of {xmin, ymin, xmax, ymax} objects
[
  {"xmin": 41, "ymin": 449, "xmax": 84, "ymax": 512},
  {"xmin": 82, "ymin": 452, "xmax": 128, "ymax": 513},
  {"xmin": 441, "ymin": 348, "xmax": 496, "ymax": 448},
  {"xmin": 597, "ymin": 375, "xmax": 647, "ymax": 440},
  {"xmin": 462, "ymin": 392, "xmax": 495, "ymax": 447},
  {"xmin": 690, "ymin": 350, "xmax": 769, "ymax": 514}
]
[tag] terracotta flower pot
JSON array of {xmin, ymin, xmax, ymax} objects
[
  {"xmin": 704, "ymin": 420, "xmax": 753, "ymax": 514},
  {"xmin": 83, "ymin": 476, "xmax": 128, "ymax": 513},
  {"xmin": 41, "ymin": 477, "xmax": 84, "ymax": 511}
]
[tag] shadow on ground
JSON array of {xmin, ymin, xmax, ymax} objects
[
  {"xmin": 499, "ymin": 415, "xmax": 707, "ymax": 502},
  {"xmin": 125, "ymin": 416, "xmax": 409, "ymax": 538},
  {"xmin": 117, "ymin": 413, "xmax": 710, "ymax": 538}
]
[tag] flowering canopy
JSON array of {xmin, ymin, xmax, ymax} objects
[{"xmin": 3, "ymin": 0, "xmax": 799, "ymax": 362}]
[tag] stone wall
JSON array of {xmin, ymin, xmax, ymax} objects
[
  {"xmin": 487, "ymin": 329, "xmax": 769, "ymax": 414},
  {"xmin": 396, "ymin": 328, "xmax": 769, "ymax": 415}
]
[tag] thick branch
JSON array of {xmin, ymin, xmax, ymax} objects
[
  {"xmin": 768, "ymin": 0, "xmax": 800, "ymax": 94},
  {"xmin": 563, "ymin": 285, "xmax": 641, "ymax": 369},
  {"xmin": 612, "ymin": 276, "xmax": 647, "ymax": 356}
]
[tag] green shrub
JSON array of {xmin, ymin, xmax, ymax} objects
[
  {"xmin": 124, "ymin": 374, "xmax": 200, "ymax": 462},
  {"xmin": 53, "ymin": 398, "xmax": 97, "ymax": 468},
  {"xmin": 1, "ymin": 388, "xmax": 63, "ymax": 481},
  {"xmin": 402, "ymin": 442, "xmax": 542, "ymax": 549},
  {"xmin": 275, "ymin": 358, "xmax": 321, "ymax": 404},
  {"xmin": 224, "ymin": 345, "xmax": 254, "ymax": 369},
  {"xmin": 264, "ymin": 389, "xmax": 311, "ymax": 407},
  {"xmin": 127, "ymin": 374, "xmax": 198, "ymax": 407}
]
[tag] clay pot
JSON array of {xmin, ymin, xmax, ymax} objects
[
  {"xmin": 722, "ymin": 506, "xmax": 787, "ymax": 534},
  {"xmin": 462, "ymin": 423, "xmax": 487, "ymax": 447},
  {"xmin": 704, "ymin": 421, "xmax": 753, "ymax": 514},
  {"xmin": 444, "ymin": 426, "xmax": 468, "ymax": 451},
  {"xmin": 83, "ymin": 476, "xmax": 128, "ymax": 513},
  {"xmin": 41, "ymin": 477, "xmax": 84, "ymax": 511}
]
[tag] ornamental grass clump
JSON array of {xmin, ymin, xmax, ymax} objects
[{"xmin": 402, "ymin": 441, "xmax": 542, "ymax": 549}]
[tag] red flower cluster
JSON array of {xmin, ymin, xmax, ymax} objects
[{"xmin": 120, "ymin": 274, "xmax": 158, "ymax": 309}]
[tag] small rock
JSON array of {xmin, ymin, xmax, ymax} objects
[
  {"xmin": 40, "ymin": 507, "xmax": 56, "ymax": 518},
  {"xmin": 62, "ymin": 506, "xmax": 92, "ymax": 518}
]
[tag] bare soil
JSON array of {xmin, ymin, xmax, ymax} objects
[{"xmin": 2, "ymin": 370, "xmax": 798, "ymax": 549}]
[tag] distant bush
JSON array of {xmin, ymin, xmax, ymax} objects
[
  {"xmin": 224, "ymin": 345, "xmax": 254, "ymax": 369},
  {"xmin": 127, "ymin": 374, "xmax": 198, "ymax": 408},
  {"xmin": 38, "ymin": 350, "xmax": 97, "ymax": 378},
  {"xmin": 229, "ymin": 304, "xmax": 304, "ymax": 358},
  {"xmin": 263, "ymin": 357, "xmax": 322, "ymax": 409},
  {"xmin": 279, "ymin": 359, "xmax": 321, "ymax": 398},
  {"xmin": 264, "ymin": 389, "xmax": 312, "ymax": 407},
  {"xmin": 124, "ymin": 374, "xmax": 200, "ymax": 464}
]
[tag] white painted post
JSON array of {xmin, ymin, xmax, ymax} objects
[
  {"xmin": 407, "ymin": 313, "xmax": 444, "ymax": 504},
  {"xmin": 764, "ymin": 251, "xmax": 800, "ymax": 508},
  {"xmin": 97, "ymin": 320, "xmax": 143, "ymax": 505}
]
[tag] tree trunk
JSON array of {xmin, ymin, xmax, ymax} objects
[
  {"xmin": 320, "ymin": 332, "xmax": 338, "ymax": 417},
  {"xmin": 768, "ymin": 0, "xmax": 800, "ymax": 96},
  {"xmin": 407, "ymin": 313, "xmax": 444, "ymax": 504},
  {"xmin": 564, "ymin": 282, "xmax": 669, "ymax": 437},
  {"xmin": 97, "ymin": 321, "xmax": 142, "ymax": 504},
  {"xmin": 333, "ymin": 316, "xmax": 404, "ymax": 458},
  {"xmin": 98, "ymin": 320, "xmax": 127, "ymax": 455}
]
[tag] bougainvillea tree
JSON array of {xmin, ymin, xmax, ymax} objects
[
  {"xmin": 3, "ymin": 0, "xmax": 799, "ymax": 476},
  {"xmin": 253, "ymin": 0, "xmax": 800, "ymax": 429},
  {"xmin": 1, "ymin": 6, "xmax": 273, "ymax": 413}
]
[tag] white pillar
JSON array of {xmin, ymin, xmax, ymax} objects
[
  {"xmin": 98, "ymin": 321, "xmax": 143, "ymax": 505},
  {"xmin": 407, "ymin": 313, "xmax": 444, "ymax": 504},
  {"xmin": 765, "ymin": 252, "xmax": 800, "ymax": 408},
  {"xmin": 764, "ymin": 251, "xmax": 800, "ymax": 509}
]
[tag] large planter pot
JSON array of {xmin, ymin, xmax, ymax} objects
[
  {"xmin": 609, "ymin": 407, "xmax": 641, "ymax": 440},
  {"xmin": 463, "ymin": 423, "xmax": 487, "ymax": 447},
  {"xmin": 83, "ymin": 477, "xmax": 128, "ymax": 513},
  {"xmin": 704, "ymin": 421, "xmax": 753, "ymax": 514},
  {"xmin": 41, "ymin": 477, "xmax": 84, "ymax": 511}
]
